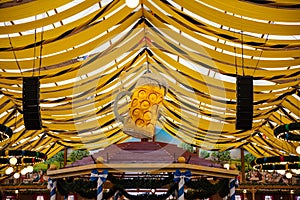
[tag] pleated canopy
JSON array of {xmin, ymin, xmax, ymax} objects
[{"xmin": 0, "ymin": 0, "xmax": 299, "ymax": 160}]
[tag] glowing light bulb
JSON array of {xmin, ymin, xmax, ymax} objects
[
  {"xmin": 27, "ymin": 165, "xmax": 33, "ymax": 173},
  {"xmin": 5, "ymin": 166, "xmax": 14, "ymax": 175},
  {"xmin": 9, "ymin": 157, "xmax": 17, "ymax": 165},
  {"xmin": 296, "ymin": 146, "xmax": 300, "ymax": 154},
  {"xmin": 286, "ymin": 172, "xmax": 292, "ymax": 179},
  {"xmin": 277, "ymin": 170, "xmax": 285, "ymax": 175},
  {"xmin": 223, "ymin": 163, "xmax": 230, "ymax": 170},
  {"xmin": 14, "ymin": 172, "xmax": 20, "ymax": 179},
  {"xmin": 21, "ymin": 167, "xmax": 28, "ymax": 175},
  {"xmin": 125, "ymin": 0, "xmax": 139, "ymax": 8}
]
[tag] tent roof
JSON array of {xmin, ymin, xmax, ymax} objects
[{"xmin": 0, "ymin": 0, "xmax": 299, "ymax": 159}]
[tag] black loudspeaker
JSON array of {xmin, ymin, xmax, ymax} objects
[
  {"xmin": 23, "ymin": 77, "xmax": 42, "ymax": 130},
  {"xmin": 236, "ymin": 76, "xmax": 253, "ymax": 130}
]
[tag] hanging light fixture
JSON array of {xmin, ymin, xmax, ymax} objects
[
  {"xmin": 0, "ymin": 150, "xmax": 47, "ymax": 178},
  {"xmin": 274, "ymin": 122, "xmax": 300, "ymax": 141},
  {"xmin": 251, "ymin": 155, "xmax": 300, "ymax": 177}
]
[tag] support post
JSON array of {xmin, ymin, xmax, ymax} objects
[
  {"xmin": 251, "ymin": 188, "xmax": 256, "ymax": 200},
  {"xmin": 241, "ymin": 147, "xmax": 245, "ymax": 183}
]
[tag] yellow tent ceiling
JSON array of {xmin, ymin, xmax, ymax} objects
[{"xmin": 0, "ymin": 0, "xmax": 299, "ymax": 159}]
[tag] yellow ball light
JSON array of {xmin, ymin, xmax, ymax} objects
[
  {"xmin": 230, "ymin": 164, "xmax": 237, "ymax": 170},
  {"xmin": 49, "ymin": 164, "xmax": 57, "ymax": 170},
  {"xmin": 177, "ymin": 156, "xmax": 186, "ymax": 163},
  {"xmin": 125, "ymin": 0, "xmax": 139, "ymax": 8}
]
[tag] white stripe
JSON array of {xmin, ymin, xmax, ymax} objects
[{"xmin": 178, "ymin": 176, "xmax": 184, "ymax": 200}]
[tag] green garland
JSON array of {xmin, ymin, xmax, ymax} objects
[
  {"xmin": 57, "ymin": 178, "xmax": 96, "ymax": 197},
  {"xmin": 186, "ymin": 178, "xmax": 229, "ymax": 199},
  {"xmin": 108, "ymin": 174, "xmax": 173, "ymax": 188},
  {"xmin": 56, "ymin": 175, "xmax": 230, "ymax": 199}
]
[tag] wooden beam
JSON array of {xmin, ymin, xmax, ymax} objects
[
  {"xmin": 238, "ymin": 185, "xmax": 300, "ymax": 190},
  {"xmin": 0, "ymin": 185, "xmax": 47, "ymax": 190},
  {"xmin": 47, "ymin": 163, "xmax": 239, "ymax": 179}
]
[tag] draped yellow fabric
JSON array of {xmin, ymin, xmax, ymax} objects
[
  {"xmin": 0, "ymin": 0, "xmax": 299, "ymax": 160},
  {"xmin": 0, "ymin": 0, "xmax": 73, "ymax": 21}
]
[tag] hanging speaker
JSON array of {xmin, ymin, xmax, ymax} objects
[
  {"xmin": 23, "ymin": 77, "xmax": 42, "ymax": 130},
  {"xmin": 236, "ymin": 76, "xmax": 253, "ymax": 130}
]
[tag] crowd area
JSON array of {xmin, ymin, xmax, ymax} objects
[{"xmin": 245, "ymin": 170, "xmax": 299, "ymax": 184}]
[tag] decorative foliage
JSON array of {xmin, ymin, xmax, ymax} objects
[
  {"xmin": 57, "ymin": 178, "xmax": 97, "ymax": 198},
  {"xmin": 69, "ymin": 150, "xmax": 89, "ymax": 162},
  {"xmin": 186, "ymin": 178, "xmax": 229, "ymax": 199},
  {"xmin": 200, "ymin": 150, "xmax": 210, "ymax": 159},
  {"xmin": 210, "ymin": 150, "xmax": 231, "ymax": 165},
  {"xmin": 108, "ymin": 174, "xmax": 173, "ymax": 188},
  {"xmin": 44, "ymin": 151, "xmax": 65, "ymax": 168},
  {"xmin": 56, "ymin": 174, "xmax": 230, "ymax": 199},
  {"xmin": 244, "ymin": 153, "xmax": 255, "ymax": 169},
  {"xmin": 179, "ymin": 142, "xmax": 194, "ymax": 153}
]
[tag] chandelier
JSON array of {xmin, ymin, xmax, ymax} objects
[
  {"xmin": 274, "ymin": 122, "xmax": 300, "ymax": 154},
  {"xmin": 0, "ymin": 150, "xmax": 47, "ymax": 179},
  {"xmin": 274, "ymin": 122, "xmax": 300, "ymax": 141},
  {"xmin": 251, "ymin": 155, "xmax": 300, "ymax": 179}
]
